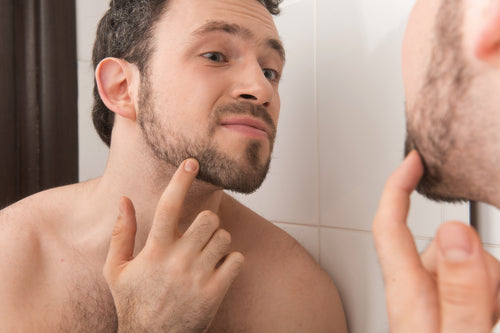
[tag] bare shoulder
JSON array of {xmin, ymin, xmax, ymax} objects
[
  {"xmin": 253, "ymin": 224, "xmax": 348, "ymax": 332},
  {"xmin": 0, "ymin": 195, "xmax": 48, "ymax": 328},
  {"xmin": 0, "ymin": 184, "xmax": 85, "ymax": 294},
  {"xmin": 0, "ymin": 195, "xmax": 44, "ymax": 259},
  {"xmin": 219, "ymin": 195, "xmax": 348, "ymax": 332},
  {"xmin": 0, "ymin": 182, "xmax": 90, "ymax": 256}
]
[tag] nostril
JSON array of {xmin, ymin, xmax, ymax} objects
[{"xmin": 240, "ymin": 94, "xmax": 257, "ymax": 100}]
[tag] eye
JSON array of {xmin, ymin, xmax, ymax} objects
[
  {"xmin": 263, "ymin": 68, "xmax": 280, "ymax": 82},
  {"xmin": 202, "ymin": 52, "xmax": 227, "ymax": 63}
]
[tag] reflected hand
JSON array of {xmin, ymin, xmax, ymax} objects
[
  {"xmin": 103, "ymin": 159, "xmax": 244, "ymax": 333},
  {"xmin": 372, "ymin": 151, "xmax": 500, "ymax": 332}
]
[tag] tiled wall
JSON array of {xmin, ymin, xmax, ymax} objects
[{"xmin": 77, "ymin": 0, "xmax": 481, "ymax": 331}]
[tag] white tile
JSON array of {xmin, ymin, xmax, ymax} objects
[
  {"xmin": 320, "ymin": 228, "xmax": 385, "ymax": 332},
  {"xmin": 76, "ymin": 0, "xmax": 109, "ymax": 62},
  {"xmin": 76, "ymin": 0, "xmax": 108, "ymax": 182},
  {"xmin": 231, "ymin": 0, "xmax": 318, "ymax": 225},
  {"xmin": 317, "ymin": 0, "xmax": 445, "ymax": 238},
  {"xmin": 316, "ymin": 0, "xmax": 410, "ymax": 233},
  {"xmin": 78, "ymin": 61, "xmax": 109, "ymax": 181},
  {"xmin": 280, "ymin": 0, "xmax": 307, "ymax": 8},
  {"xmin": 475, "ymin": 203, "xmax": 500, "ymax": 245},
  {"xmin": 442, "ymin": 202, "xmax": 470, "ymax": 222},
  {"xmin": 483, "ymin": 244, "xmax": 500, "ymax": 260},
  {"xmin": 273, "ymin": 223, "xmax": 319, "ymax": 261},
  {"xmin": 319, "ymin": 227, "xmax": 430, "ymax": 333},
  {"xmin": 406, "ymin": 193, "xmax": 444, "ymax": 238}
]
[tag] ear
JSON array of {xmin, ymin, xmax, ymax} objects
[
  {"xmin": 474, "ymin": 0, "xmax": 500, "ymax": 66},
  {"xmin": 95, "ymin": 58, "xmax": 138, "ymax": 121}
]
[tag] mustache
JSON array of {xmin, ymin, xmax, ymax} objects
[{"xmin": 214, "ymin": 102, "xmax": 277, "ymax": 140}]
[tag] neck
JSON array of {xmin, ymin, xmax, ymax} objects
[{"xmin": 89, "ymin": 121, "xmax": 225, "ymax": 246}]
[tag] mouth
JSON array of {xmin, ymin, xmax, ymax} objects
[{"xmin": 220, "ymin": 117, "xmax": 270, "ymax": 140}]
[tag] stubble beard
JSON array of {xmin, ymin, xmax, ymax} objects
[
  {"xmin": 137, "ymin": 75, "xmax": 277, "ymax": 194},
  {"xmin": 404, "ymin": 0, "xmax": 473, "ymax": 203}
]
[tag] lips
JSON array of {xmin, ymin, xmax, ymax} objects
[{"xmin": 220, "ymin": 117, "xmax": 270, "ymax": 140}]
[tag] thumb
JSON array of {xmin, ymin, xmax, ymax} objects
[
  {"xmin": 436, "ymin": 222, "xmax": 493, "ymax": 332},
  {"xmin": 103, "ymin": 197, "xmax": 137, "ymax": 283}
]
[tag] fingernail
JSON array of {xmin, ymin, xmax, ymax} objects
[
  {"xmin": 438, "ymin": 224, "xmax": 473, "ymax": 262},
  {"xmin": 184, "ymin": 159, "xmax": 198, "ymax": 173}
]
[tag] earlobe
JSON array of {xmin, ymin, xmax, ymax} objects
[
  {"xmin": 95, "ymin": 58, "xmax": 137, "ymax": 121},
  {"xmin": 474, "ymin": 0, "xmax": 500, "ymax": 66}
]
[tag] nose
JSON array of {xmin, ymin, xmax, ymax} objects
[{"xmin": 230, "ymin": 62, "xmax": 275, "ymax": 108}]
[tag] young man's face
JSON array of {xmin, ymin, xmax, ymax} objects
[
  {"xmin": 402, "ymin": 0, "xmax": 466, "ymax": 202},
  {"xmin": 402, "ymin": 0, "xmax": 480, "ymax": 202},
  {"xmin": 402, "ymin": 0, "xmax": 500, "ymax": 205},
  {"xmin": 137, "ymin": 0, "xmax": 284, "ymax": 193}
]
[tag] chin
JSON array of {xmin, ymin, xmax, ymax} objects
[
  {"xmin": 415, "ymin": 177, "xmax": 469, "ymax": 204},
  {"xmin": 404, "ymin": 132, "xmax": 469, "ymax": 204},
  {"xmin": 195, "ymin": 153, "xmax": 271, "ymax": 195}
]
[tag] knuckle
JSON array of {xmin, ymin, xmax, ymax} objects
[
  {"xmin": 165, "ymin": 252, "xmax": 190, "ymax": 274},
  {"xmin": 142, "ymin": 242, "xmax": 166, "ymax": 261},
  {"xmin": 228, "ymin": 252, "xmax": 245, "ymax": 272},
  {"xmin": 232, "ymin": 252, "xmax": 245, "ymax": 265},
  {"xmin": 165, "ymin": 197, "xmax": 183, "ymax": 211},
  {"xmin": 202, "ymin": 284, "xmax": 220, "ymax": 301},
  {"xmin": 440, "ymin": 279, "xmax": 478, "ymax": 305},
  {"xmin": 197, "ymin": 210, "xmax": 220, "ymax": 229},
  {"xmin": 111, "ymin": 218, "xmax": 125, "ymax": 238},
  {"xmin": 198, "ymin": 210, "xmax": 219, "ymax": 222},
  {"xmin": 214, "ymin": 229, "xmax": 232, "ymax": 246},
  {"xmin": 157, "ymin": 200, "xmax": 182, "ymax": 220}
]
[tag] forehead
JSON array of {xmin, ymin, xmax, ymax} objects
[{"xmin": 158, "ymin": 0, "xmax": 280, "ymax": 40}]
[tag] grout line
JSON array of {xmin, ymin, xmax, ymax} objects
[
  {"xmin": 273, "ymin": 220, "xmax": 372, "ymax": 234},
  {"xmin": 482, "ymin": 242, "xmax": 500, "ymax": 249},
  {"xmin": 313, "ymin": 0, "xmax": 321, "ymax": 263},
  {"xmin": 272, "ymin": 221, "xmax": 321, "ymax": 228},
  {"xmin": 413, "ymin": 235, "xmax": 434, "ymax": 242},
  {"xmin": 272, "ymin": 220, "xmax": 437, "ymax": 242}
]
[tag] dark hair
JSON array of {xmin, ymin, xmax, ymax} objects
[{"xmin": 92, "ymin": 0, "xmax": 282, "ymax": 146}]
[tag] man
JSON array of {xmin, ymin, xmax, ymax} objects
[
  {"xmin": 0, "ymin": 0, "xmax": 347, "ymax": 331},
  {"xmin": 373, "ymin": 0, "xmax": 500, "ymax": 331}
]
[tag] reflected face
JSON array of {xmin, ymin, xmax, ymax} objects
[
  {"xmin": 403, "ymin": 0, "xmax": 475, "ymax": 202},
  {"xmin": 138, "ymin": 0, "xmax": 284, "ymax": 193}
]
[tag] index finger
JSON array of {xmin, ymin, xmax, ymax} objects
[
  {"xmin": 372, "ymin": 150, "xmax": 424, "ymax": 279},
  {"xmin": 148, "ymin": 158, "xmax": 200, "ymax": 243}
]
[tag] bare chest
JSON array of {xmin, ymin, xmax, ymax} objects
[
  {"xmin": 46, "ymin": 265, "xmax": 251, "ymax": 333},
  {"xmin": 51, "ymin": 271, "xmax": 118, "ymax": 332}
]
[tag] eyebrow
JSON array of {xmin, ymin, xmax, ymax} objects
[{"xmin": 191, "ymin": 21, "xmax": 286, "ymax": 64}]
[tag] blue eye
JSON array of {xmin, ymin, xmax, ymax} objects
[
  {"xmin": 263, "ymin": 68, "xmax": 280, "ymax": 81},
  {"xmin": 202, "ymin": 52, "xmax": 226, "ymax": 63}
]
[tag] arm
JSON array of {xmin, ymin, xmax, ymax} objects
[{"xmin": 372, "ymin": 151, "xmax": 500, "ymax": 332}]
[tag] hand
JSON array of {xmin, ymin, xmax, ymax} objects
[
  {"xmin": 103, "ymin": 159, "xmax": 245, "ymax": 333},
  {"xmin": 372, "ymin": 151, "xmax": 500, "ymax": 332}
]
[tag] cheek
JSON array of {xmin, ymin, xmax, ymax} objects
[
  {"xmin": 401, "ymin": 38, "xmax": 417, "ymax": 107},
  {"xmin": 401, "ymin": 27, "xmax": 431, "ymax": 111},
  {"xmin": 273, "ymin": 98, "xmax": 281, "ymax": 125},
  {"xmin": 402, "ymin": 16, "xmax": 421, "ymax": 100}
]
